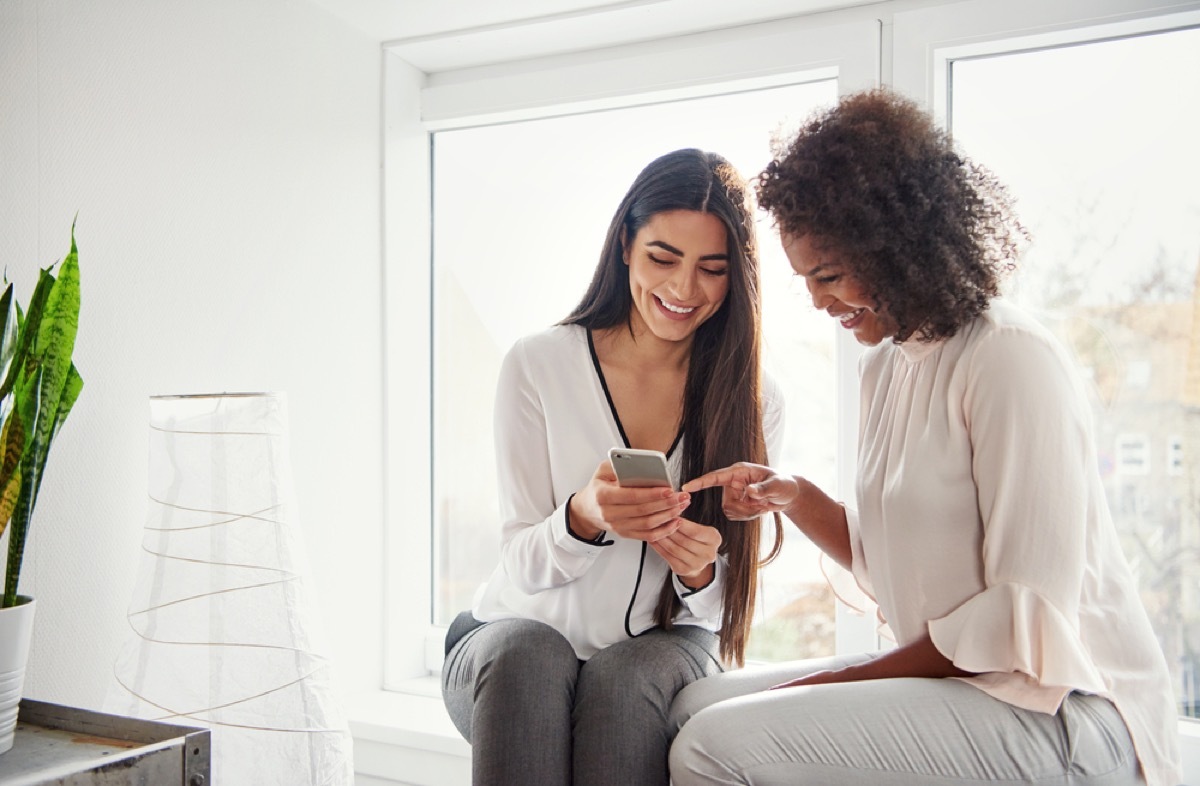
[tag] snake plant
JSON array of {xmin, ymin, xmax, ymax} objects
[{"xmin": 0, "ymin": 223, "xmax": 84, "ymax": 608}]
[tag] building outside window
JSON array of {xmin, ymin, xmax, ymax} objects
[
  {"xmin": 1117, "ymin": 434, "xmax": 1152, "ymax": 477},
  {"xmin": 1169, "ymin": 436, "xmax": 1184, "ymax": 477},
  {"xmin": 950, "ymin": 23, "xmax": 1200, "ymax": 716}
]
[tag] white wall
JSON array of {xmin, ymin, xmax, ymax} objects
[{"xmin": 0, "ymin": 0, "xmax": 385, "ymax": 711}]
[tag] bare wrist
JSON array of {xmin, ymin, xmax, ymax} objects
[
  {"xmin": 678, "ymin": 562, "xmax": 715, "ymax": 591},
  {"xmin": 782, "ymin": 475, "xmax": 812, "ymax": 522}
]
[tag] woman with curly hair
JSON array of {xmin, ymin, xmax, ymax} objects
[
  {"xmin": 668, "ymin": 89, "xmax": 1181, "ymax": 785},
  {"xmin": 441, "ymin": 148, "xmax": 785, "ymax": 786}
]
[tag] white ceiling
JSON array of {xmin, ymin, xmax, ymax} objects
[{"xmin": 310, "ymin": 0, "xmax": 882, "ymax": 71}]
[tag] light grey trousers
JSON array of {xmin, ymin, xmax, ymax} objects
[
  {"xmin": 669, "ymin": 653, "xmax": 1143, "ymax": 785},
  {"xmin": 442, "ymin": 612, "xmax": 723, "ymax": 786}
]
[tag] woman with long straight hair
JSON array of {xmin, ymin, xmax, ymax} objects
[{"xmin": 441, "ymin": 148, "xmax": 784, "ymax": 786}]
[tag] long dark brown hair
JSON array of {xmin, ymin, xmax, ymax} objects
[{"xmin": 563, "ymin": 148, "xmax": 782, "ymax": 666}]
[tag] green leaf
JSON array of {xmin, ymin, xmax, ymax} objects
[
  {"xmin": 0, "ymin": 410, "xmax": 24, "ymax": 541},
  {"xmin": 0, "ymin": 285, "xmax": 15, "ymax": 432},
  {"xmin": 0, "ymin": 284, "xmax": 16, "ymax": 390},
  {"xmin": 21, "ymin": 231, "xmax": 81, "ymax": 513},
  {"xmin": 5, "ymin": 363, "xmax": 42, "ymax": 606},
  {"xmin": 51, "ymin": 364, "xmax": 83, "ymax": 442},
  {"xmin": 2, "ymin": 223, "xmax": 83, "ymax": 608},
  {"xmin": 0, "ymin": 474, "xmax": 20, "ymax": 544},
  {"xmin": 0, "ymin": 267, "xmax": 55, "ymax": 400},
  {"xmin": 35, "ymin": 234, "xmax": 80, "ymax": 402}
]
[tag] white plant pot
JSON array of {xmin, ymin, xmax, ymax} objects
[{"xmin": 0, "ymin": 595, "xmax": 36, "ymax": 755}]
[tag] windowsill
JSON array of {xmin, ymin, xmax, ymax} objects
[
  {"xmin": 1177, "ymin": 717, "xmax": 1200, "ymax": 783},
  {"xmin": 347, "ymin": 677, "xmax": 468, "ymax": 755},
  {"xmin": 347, "ymin": 678, "xmax": 471, "ymax": 785}
]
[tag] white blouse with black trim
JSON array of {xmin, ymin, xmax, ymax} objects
[{"xmin": 470, "ymin": 323, "xmax": 785, "ymax": 660}]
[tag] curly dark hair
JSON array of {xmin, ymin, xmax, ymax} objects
[{"xmin": 756, "ymin": 88, "xmax": 1027, "ymax": 343}]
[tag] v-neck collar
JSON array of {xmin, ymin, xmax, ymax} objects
[{"xmin": 586, "ymin": 328, "xmax": 684, "ymax": 457}]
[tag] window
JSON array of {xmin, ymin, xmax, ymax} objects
[
  {"xmin": 386, "ymin": 4, "xmax": 1200, "ymax": 777},
  {"xmin": 1126, "ymin": 360, "xmax": 1153, "ymax": 390},
  {"xmin": 430, "ymin": 80, "xmax": 843, "ymax": 662},
  {"xmin": 945, "ymin": 20, "xmax": 1200, "ymax": 718},
  {"xmin": 387, "ymin": 13, "xmax": 1200, "ymax": 768},
  {"xmin": 1168, "ymin": 436, "xmax": 1184, "ymax": 477},
  {"xmin": 378, "ymin": 14, "xmax": 881, "ymax": 679},
  {"xmin": 384, "ymin": 0, "xmax": 1200, "ymax": 772},
  {"xmin": 1117, "ymin": 434, "xmax": 1151, "ymax": 477}
]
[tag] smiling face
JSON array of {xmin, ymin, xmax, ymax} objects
[
  {"xmin": 624, "ymin": 210, "xmax": 730, "ymax": 345},
  {"xmin": 783, "ymin": 233, "xmax": 898, "ymax": 346}
]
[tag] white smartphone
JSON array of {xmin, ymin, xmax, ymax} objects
[{"xmin": 609, "ymin": 447, "xmax": 675, "ymax": 490}]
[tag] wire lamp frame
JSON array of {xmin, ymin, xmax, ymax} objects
[{"xmin": 108, "ymin": 392, "xmax": 352, "ymax": 785}]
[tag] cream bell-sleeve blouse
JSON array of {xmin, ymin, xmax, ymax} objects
[
  {"xmin": 472, "ymin": 324, "xmax": 785, "ymax": 661},
  {"xmin": 848, "ymin": 299, "xmax": 1180, "ymax": 786}
]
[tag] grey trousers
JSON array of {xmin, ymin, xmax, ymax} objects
[
  {"xmin": 668, "ymin": 653, "xmax": 1143, "ymax": 785},
  {"xmin": 442, "ymin": 612, "xmax": 722, "ymax": 786}
]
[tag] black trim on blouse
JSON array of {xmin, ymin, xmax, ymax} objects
[
  {"xmin": 564, "ymin": 492, "xmax": 612, "ymax": 546},
  {"xmin": 678, "ymin": 570, "xmax": 715, "ymax": 597},
  {"xmin": 586, "ymin": 329, "xmax": 684, "ymax": 457},
  {"xmin": 585, "ymin": 328, "xmax": 686, "ymax": 639}
]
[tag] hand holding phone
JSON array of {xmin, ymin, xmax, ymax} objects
[
  {"xmin": 569, "ymin": 448, "xmax": 685, "ymax": 544},
  {"xmin": 609, "ymin": 447, "xmax": 676, "ymax": 490}
]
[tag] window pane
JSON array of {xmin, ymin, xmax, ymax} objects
[
  {"xmin": 431, "ymin": 80, "xmax": 840, "ymax": 661},
  {"xmin": 951, "ymin": 26, "xmax": 1200, "ymax": 717}
]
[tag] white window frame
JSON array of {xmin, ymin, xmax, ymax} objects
[
  {"xmin": 890, "ymin": 0, "xmax": 1200, "ymax": 766},
  {"xmin": 382, "ymin": 13, "xmax": 883, "ymax": 688},
  {"xmin": 384, "ymin": 7, "xmax": 1200, "ymax": 773}
]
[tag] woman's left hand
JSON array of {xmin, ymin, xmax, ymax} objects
[
  {"xmin": 650, "ymin": 517, "xmax": 721, "ymax": 589},
  {"xmin": 769, "ymin": 635, "xmax": 972, "ymax": 691}
]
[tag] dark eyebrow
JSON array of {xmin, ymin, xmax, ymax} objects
[
  {"xmin": 647, "ymin": 240, "xmax": 729, "ymax": 262},
  {"xmin": 800, "ymin": 262, "xmax": 839, "ymax": 278}
]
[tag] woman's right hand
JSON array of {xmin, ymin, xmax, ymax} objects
[
  {"xmin": 682, "ymin": 462, "xmax": 800, "ymax": 521},
  {"xmin": 569, "ymin": 460, "xmax": 691, "ymax": 542}
]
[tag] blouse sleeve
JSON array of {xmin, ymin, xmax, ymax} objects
[
  {"xmin": 493, "ymin": 338, "xmax": 609, "ymax": 595},
  {"xmin": 673, "ymin": 554, "xmax": 726, "ymax": 622},
  {"xmin": 926, "ymin": 325, "xmax": 1107, "ymax": 694}
]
